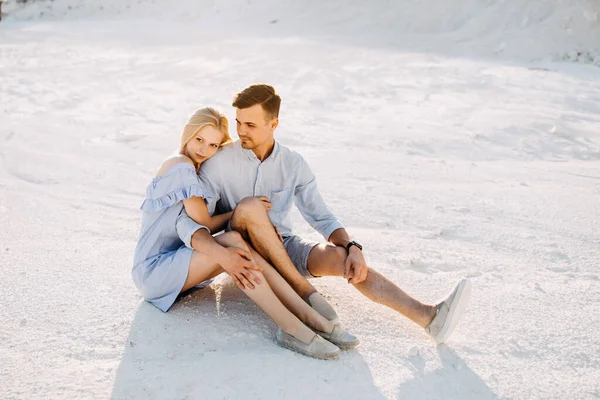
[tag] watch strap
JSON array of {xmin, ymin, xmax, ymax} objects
[{"xmin": 346, "ymin": 241, "xmax": 362, "ymax": 252}]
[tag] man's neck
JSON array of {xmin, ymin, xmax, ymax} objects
[{"xmin": 252, "ymin": 138, "xmax": 276, "ymax": 162}]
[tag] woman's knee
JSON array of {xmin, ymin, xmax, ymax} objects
[{"xmin": 216, "ymin": 231, "xmax": 247, "ymax": 249}]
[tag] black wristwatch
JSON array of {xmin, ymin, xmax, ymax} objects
[{"xmin": 346, "ymin": 240, "xmax": 363, "ymax": 252}]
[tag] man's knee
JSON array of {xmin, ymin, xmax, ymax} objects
[
  {"xmin": 330, "ymin": 246, "xmax": 348, "ymax": 270},
  {"xmin": 231, "ymin": 197, "xmax": 265, "ymax": 227},
  {"xmin": 308, "ymin": 245, "xmax": 347, "ymax": 276},
  {"xmin": 237, "ymin": 197, "xmax": 264, "ymax": 213}
]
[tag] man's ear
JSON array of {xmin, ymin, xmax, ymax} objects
[{"xmin": 271, "ymin": 118, "xmax": 279, "ymax": 130}]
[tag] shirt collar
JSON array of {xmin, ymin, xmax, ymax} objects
[{"xmin": 240, "ymin": 140, "xmax": 280, "ymax": 162}]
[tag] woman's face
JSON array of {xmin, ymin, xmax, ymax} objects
[{"xmin": 184, "ymin": 125, "xmax": 223, "ymax": 165}]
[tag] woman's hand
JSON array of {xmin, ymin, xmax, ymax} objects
[{"xmin": 221, "ymin": 247, "xmax": 263, "ymax": 290}]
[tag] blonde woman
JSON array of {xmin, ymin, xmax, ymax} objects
[{"xmin": 132, "ymin": 107, "xmax": 357, "ymax": 359}]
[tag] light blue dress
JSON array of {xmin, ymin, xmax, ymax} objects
[{"xmin": 132, "ymin": 162, "xmax": 212, "ymax": 312}]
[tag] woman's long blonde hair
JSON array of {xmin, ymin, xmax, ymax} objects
[{"xmin": 180, "ymin": 107, "xmax": 233, "ymax": 164}]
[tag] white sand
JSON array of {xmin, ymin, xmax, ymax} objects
[{"xmin": 1, "ymin": 1, "xmax": 599, "ymax": 399}]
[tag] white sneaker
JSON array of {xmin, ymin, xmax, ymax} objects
[
  {"xmin": 275, "ymin": 329, "xmax": 341, "ymax": 360},
  {"xmin": 425, "ymin": 278, "xmax": 472, "ymax": 344},
  {"xmin": 306, "ymin": 292, "xmax": 341, "ymax": 325}
]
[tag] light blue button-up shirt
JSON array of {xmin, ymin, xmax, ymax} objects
[{"xmin": 198, "ymin": 140, "xmax": 344, "ymax": 239}]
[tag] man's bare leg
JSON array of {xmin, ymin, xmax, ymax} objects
[
  {"xmin": 307, "ymin": 243, "xmax": 437, "ymax": 328},
  {"xmin": 230, "ymin": 197, "xmax": 317, "ymax": 299}
]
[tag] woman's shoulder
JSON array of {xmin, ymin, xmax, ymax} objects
[
  {"xmin": 140, "ymin": 155, "xmax": 210, "ymax": 213},
  {"xmin": 155, "ymin": 155, "xmax": 195, "ymax": 177}
]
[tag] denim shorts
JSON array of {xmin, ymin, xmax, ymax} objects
[
  {"xmin": 226, "ymin": 220, "xmax": 320, "ymax": 278},
  {"xmin": 282, "ymin": 235, "xmax": 321, "ymax": 278}
]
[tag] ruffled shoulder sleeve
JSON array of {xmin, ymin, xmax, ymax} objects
[{"xmin": 140, "ymin": 163, "xmax": 214, "ymax": 212}]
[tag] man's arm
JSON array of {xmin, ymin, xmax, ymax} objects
[
  {"xmin": 293, "ymin": 158, "xmax": 344, "ymax": 240},
  {"xmin": 327, "ymin": 227, "xmax": 352, "ymax": 248},
  {"xmin": 293, "ymin": 158, "xmax": 368, "ymax": 284}
]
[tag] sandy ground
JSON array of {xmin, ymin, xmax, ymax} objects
[{"xmin": 1, "ymin": 1, "xmax": 599, "ymax": 399}]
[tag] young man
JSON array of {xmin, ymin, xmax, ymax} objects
[{"xmin": 197, "ymin": 84, "xmax": 471, "ymax": 344}]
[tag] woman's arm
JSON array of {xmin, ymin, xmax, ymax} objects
[
  {"xmin": 183, "ymin": 197, "xmax": 232, "ymax": 233},
  {"xmin": 156, "ymin": 155, "xmax": 231, "ymax": 233}
]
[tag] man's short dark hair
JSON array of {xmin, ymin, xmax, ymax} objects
[{"xmin": 232, "ymin": 84, "xmax": 281, "ymax": 120}]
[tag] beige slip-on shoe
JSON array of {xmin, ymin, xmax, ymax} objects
[
  {"xmin": 275, "ymin": 329, "xmax": 341, "ymax": 360},
  {"xmin": 313, "ymin": 325, "xmax": 360, "ymax": 350},
  {"xmin": 425, "ymin": 278, "xmax": 472, "ymax": 344},
  {"xmin": 306, "ymin": 292, "xmax": 341, "ymax": 325}
]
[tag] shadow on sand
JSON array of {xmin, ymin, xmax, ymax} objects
[
  {"xmin": 111, "ymin": 277, "xmax": 385, "ymax": 399},
  {"xmin": 396, "ymin": 345, "xmax": 500, "ymax": 400}
]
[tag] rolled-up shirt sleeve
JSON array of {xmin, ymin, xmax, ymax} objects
[
  {"xmin": 294, "ymin": 158, "xmax": 344, "ymax": 240},
  {"xmin": 176, "ymin": 209, "xmax": 210, "ymax": 248}
]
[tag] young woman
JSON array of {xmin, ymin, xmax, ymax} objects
[{"xmin": 132, "ymin": 107, "xmax": 358, "ymax": 359}]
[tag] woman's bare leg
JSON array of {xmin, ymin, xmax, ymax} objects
[
  {"xmin": 181, "ymin": 231, "xmax": 317, "ymax": 344},
  {"xmin": 180, "ymin": 244, "xmax": 224, "ymax": 293},
  {"xmin": 249, "ymin": 248, "xmax": 336, "ymax": 334},
  {"xmin": 240, "ymin": 270, "xmax": 317, "ymax": 343}
]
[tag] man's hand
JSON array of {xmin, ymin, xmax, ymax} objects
[
  {"xmin": 256, "ymin": 196, "xmax": 272, "ymax": 213},
  {"xmin": 344, "ymin": 247, "xmax": 369, "ymax": 284},
  {"xmin": 221, "ymin": 247, "xmax": 263, "ymax": 290}
]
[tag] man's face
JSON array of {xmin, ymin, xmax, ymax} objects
[{"xmin": 235, "ymin": 104, "xmax": 277, "ymax": 150}]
